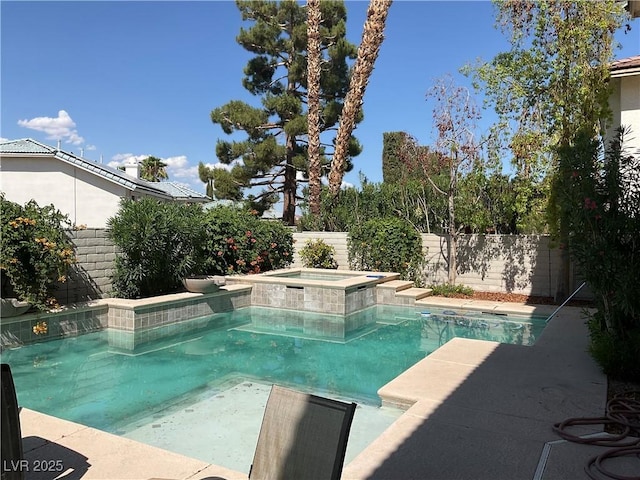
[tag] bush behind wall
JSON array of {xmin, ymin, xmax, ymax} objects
[
  {"xmin": 107, "ymin": 201, "xmax": 294, "ymax": 299},
  {"xmin": 348, "ymin": 217, "xmax": 424, "ymax": 283}
]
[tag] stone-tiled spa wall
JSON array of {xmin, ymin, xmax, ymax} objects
[
  {"xmin": 0, "ymin": 288, "xmax": 251, "ymax": 350},
  {"xmin": 106, "ymin": 289, "xmax": 251, "ymax": 350},
  {"xmin": 250, "ymin": 283, "xmax": 376, "ymax": 315},
  {"xmin": 0, "ymin": 305, "xmax": 108, "ymax": 348}
]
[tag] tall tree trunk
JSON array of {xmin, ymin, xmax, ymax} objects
[
  {"xmin": 282, "ymin": 134, "xmax": 297, "ymax": 226},
  {"xmin": 448, "ymin": 156, "xmax": 457, "ymax": 284},
  {"xmin": 556, "ymin": 54, "xmax": 573, "ymax": 302},
  {"xmin": 328, "ymin": 0, "xmax": 392, "ymax": 197},
  {"xmin": 307, "ymin": 0, "xmax": 322, "ymax": 220}
]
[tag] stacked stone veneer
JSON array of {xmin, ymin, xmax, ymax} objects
[{"xmin": 248, "ymin": 283, "xmax": 376, "ymax": 315}]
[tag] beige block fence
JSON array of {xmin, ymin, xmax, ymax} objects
[
  {"xmin": 55, "ymin": 230, "xmax": 589, "ymax": 304},
  {"xmin": 292, "ymin": 232, "xmax": 588, "ymax": 298}
]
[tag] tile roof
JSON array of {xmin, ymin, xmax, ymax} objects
[
  {"xmin": 152, "ymin": 181, "xmax": 211, "ymax": 201},
  {"xmin": 610, "ymin": 55, "xmax": 640, "ymax": 77},
  {"xmin": 0, "ymin": 138, "xmax": 53, "ymax": 154},
  {"xmin": 0, "ymin": 138, "xmax": 209, "ymax": 202}
]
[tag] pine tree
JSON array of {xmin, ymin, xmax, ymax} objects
[{"xmin": 202, "ymin": 0, "xmax": 361, "ymax": 225}]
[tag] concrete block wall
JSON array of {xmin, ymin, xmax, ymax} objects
[
  {"xmin": 55, "ymin": 228, "xmax": 117, "ymax": 304},
  {"xmin": 53, "ymin": 229, "xmax": 585, "ymax": 305},
  {"xmin": 292, "ymin": 232, "xmax": 584, "ymax": 298},
  {"xmin": 421, "ymin": 234, "xmax": 561, "ymax": 297}
]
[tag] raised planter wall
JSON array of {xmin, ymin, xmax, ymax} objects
[{"xmin": 0, "ymin": 286, "xmax": 252, "ymax": 350}]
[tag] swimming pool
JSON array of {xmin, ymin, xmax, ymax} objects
[{"xmin": 2, "ymin": 305, "xmax": 545, "ymax": 431}]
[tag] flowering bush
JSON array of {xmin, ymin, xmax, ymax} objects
[
  {"xmin": 347, "ymin": 217, "xmax": 424, "ymax": 283},
  {"xmin": 299, "ymin": 239, "xmax": 338, "ymax": 269},
  {"xmin": 198, "ymin": 206, "xmax": 293, "ymax": 275},
  {"xmin": 557, "ymin": 128, "xmax": 640, "ymax": 381},
  {"xmin": 0, "ymin": 195, "xmax": 76, "ymax": 310}
]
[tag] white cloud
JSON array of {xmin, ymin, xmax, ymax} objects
[
  {"xmin": 164, "ymin": 155, "xmax": 188, "ymax": 169},
  {"xmin": 312, "ymin": 178, "xmax": 353, "ymax": 190},
  {"xmin": 171, "ymin": 165, "xmax": 198, "ymax": 180},
  {"xmin": 17, "ymin": 110, "xmax": 85, "ymax": 146},
  {"xmin": 85, "ymin": 144, "xmax": 97, "ymax": 151},
  {"xmin": 203, "ymin": 161, "xmax": 233, "ymax": 172}
]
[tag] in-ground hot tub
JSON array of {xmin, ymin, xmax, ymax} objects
[{"xmin": 226, "ymin": 268, "xmax": 400, "ymax": 314}]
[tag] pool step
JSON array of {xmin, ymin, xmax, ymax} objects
[
  {"xmin": 377, "ymin": 280, "xmax": 415, "ymax": 293},
  {"xmin": 394, "ymin": 287, "xmax": 433, "ymax": 301}
]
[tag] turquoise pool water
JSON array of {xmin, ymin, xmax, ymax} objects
[
  {"xmin": 271, "ymin": 271, "xmax": 358, "ymax": 280},
  {"xmin": 2, "ymin": 305, "xmax": 545, "ymax": 436}
]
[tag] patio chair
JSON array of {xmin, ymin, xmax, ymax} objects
[
  {"xmin": 249, "ymin": 385, "xmax": 357, "ymax": 480},
  {"xmin": 1, "ymin": 364, "xmax": 24, "ymax": 480}
]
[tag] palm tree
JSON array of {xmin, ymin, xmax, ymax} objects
[
  {"xmin": 140, "ymin": 156, "xmax": 168, "ymax": 182},
  {"xmin": 306, "ymin": 0, "xmax": 322, "ymax": 220},
  {"xmin": 327, "ymin": 0, "xmax": 392, "ymax": 198}
]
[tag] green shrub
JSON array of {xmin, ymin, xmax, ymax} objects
[
  {"xmin": 429, "ymin": 283, "xmax": 474, "ymax": 297},
  {"xmin": 198, "ymin": 206, "xmax": 294, "ymax": 275},
  {"xmin": 299, "ymin": 239, "xmax": 338, "ymax": 269},
  {"xmin": 0, "ymin": 195, "xmax": 76, "ymax": 310},
  {"xmin": 588, "ymin": 315, "xmax": 640, "ymax": 382},
  {"xmin": 347, "ymin": 217, "xmax": 424, "ymax": 282},
  {"xmin": 107, "ymin": 198, "xmax": 205, "ymax": 298},
  {"xmin": 557, "ymin": 128, "xmax": 640, "ymax": 381}
]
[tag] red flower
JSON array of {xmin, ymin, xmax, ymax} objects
[{"xmin": 584, "ymin": 197, "xmax": 597, "ymax": 210}]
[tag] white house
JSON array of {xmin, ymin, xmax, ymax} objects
[
  {"xmin": 0, "ymin": 138, "xmax": 210, "ymax": 228},
  {"xmin": 608, "ymin": 55, "xmax": 640, "ymax": 153},
  {"xmin": 607, "ymin": 55, "xmax": 640, "ymax": 205}
]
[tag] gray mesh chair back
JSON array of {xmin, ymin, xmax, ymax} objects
[
  {"xmin": 249, "ymin": 385, "xmax": 356, "ymax": 480},
  {"xmin": 1, "ymin": 364, "xmax": 24, "ymax": 480}
]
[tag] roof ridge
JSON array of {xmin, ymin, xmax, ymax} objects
[{"xmin": 2, "ymin": 138, "xmax": 208, "ymax": 201}]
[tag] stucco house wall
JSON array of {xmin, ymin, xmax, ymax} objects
[
  {"xmin": 0, "ymin": 138, "xmax": 209, "ymax": 228},
  {"xmin": 607, "ymin": 56, "xmax": 640, "ymax": 155},
  {"xmin": 2, "ymin": 156, "xmax": 133, "ymax": 228}
]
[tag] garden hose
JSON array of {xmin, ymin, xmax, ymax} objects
[{"xmin": 552, "ymin": 393, "xmax": 640, "ymax": 480}]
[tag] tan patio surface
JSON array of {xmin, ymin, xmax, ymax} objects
[{"xmin": 17, "ymin": 300, "xmax": 637, "ymax": 480}]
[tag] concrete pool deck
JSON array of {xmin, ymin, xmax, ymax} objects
[{"xmin": 17, "ymin": 300, "xmax": 635, "ymax": 480}]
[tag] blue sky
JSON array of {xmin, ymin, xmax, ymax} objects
[{"xmin": 2, "ymin": 1, "xmax": 639, "ymax": 201}]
